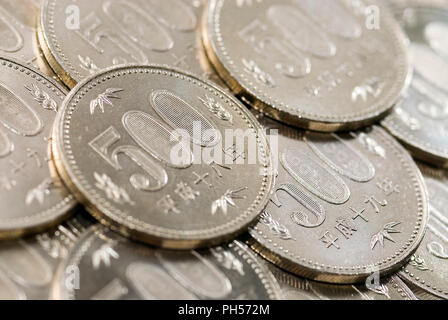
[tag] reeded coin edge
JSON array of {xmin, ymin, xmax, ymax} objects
[
  {"xmin": 248, "ymin": 126, "xmax": 428, "ymax": 284},
  {"xmin": 202, "ymin": 0, "xmax": 409, "ymax": 132},
  {"xmin": 53, "ymin": 226, "xmax": 283, "ymax": 300},
  {"xmin": 398, "ymin": 162, "xmax": 448, "ymax": 299},
  {"xmin": 39, "ymin": 0, "xmax": 79, "ymax": 88},
  {"xmin": 0, "ymin": 57, "xmax": 76, "ymax": 238},
  {"xmin": 53, "ymin": 64, "xmax": 274, "ymax": 249}
]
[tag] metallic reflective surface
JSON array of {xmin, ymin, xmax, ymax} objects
[
  {"xmin": 0, "ymin": 58, "xmax": 76, "ymax": 239},
  {"xmin": 382, "ymin": 4, "xmax": 448, "ymax": 168},
  {"xmin": 53, "ymin": 226, "xmax": 282, "ymax": 300},
  {"xmin": 268, "ymin": 263, "xmax": 417, "ymax": 300},
  {"xmin": 52, "ymin": 65, "xmax": 274, "ymax": 249},
  {"xmin": 399, "ymin": 163, "xmax": 448, "ymax": 299},
  {"xmin": 202, "ymin": 0, "xmax": 409, "ymax": 132},
  {"xmin": 39, "ymin": 0, "xmax": 211, "ymax": 88},
  {"xmin": 249, "ymin": 114, "xmax": 428, "ymax": 284}
]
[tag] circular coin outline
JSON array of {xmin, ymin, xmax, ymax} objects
[
  {"xmin": 202, "ymin": 0, "xmax": 410, "ymax": 132},
  {"xmin": 248, "ymin": 124, "xmax": 428, "ymax": 284},
  {"xmin": 399, "ymin": 163, "xmax": 448, "ymax": 299},
  {"xmin": 52, "ymin": 64, "xmax": 275, "ymax": 249}
]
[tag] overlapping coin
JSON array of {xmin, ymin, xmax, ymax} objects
[
  {"xmin": 38, "ymin": 0, "xmax": 212, "ymax": 88},
  {"xmin": 0, "ymin": 214, "xmax": 90, "ymax": 300},
  {"xmin": 398, "ymin": 163, "xmax": 448, "ymax": 299},
  {"xmin": 52, "ymin": 64, "xmax": 274, "ymax": 249},
  {"xmin": 202, "ymin": 0, "xmax": 409, "ymax": 132},
  {"xmin": 268, "ymin": 263, "xmax": 417, "ymax": 300},
  {"xmin": 382, "ymin": 3, "xmax": 448, "ymax": 168},
  {"xmin": 0, "ymin": 57, "xmax": 76, "ymax": 239},
  {"xmin": 248, "ymin": 114, "xmax": 428, "ymax": 283},
  {"xmin": 52, "ymin": 226, "xmax": 282, "ymax": 300}
]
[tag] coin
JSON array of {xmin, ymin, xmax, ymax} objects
[
  {"xmin": 52, "ymin": 65, "xmax": 274, "ymax": 249},
  {"xmin": 52, "ymin": 226, "xmax": 282, "ymax": 300},
  {"xmin": 267, "ymin": 263, "xmax": 417, "ymax": 300},
  {"xmin": 0, "ymin": 58, "xmax": 76, "ymax": 239},
  {"xmin": 248, "ymin": 114, "xmax": 428, "ymax": 284},
  {"xmin": 382, "ymin": 4, "xmax": 448, "ymax": 168},
  {"xmin": 398, "ymin": 163, "xmax": 448, "ymax": 299},
  {"xmin": 202, "ymin": 0, "xmax": 409, "ymax": 132},
  {"xmin": 0, "ymin": 0, "xmax": 40, "ymax": 66},
  {"xmin": 38, "ymin": 0, "xmax": 212, "ymax": 88},
  {"xmin": 0, "ymin": 213, "xmax": 90, "ymax": 300}
]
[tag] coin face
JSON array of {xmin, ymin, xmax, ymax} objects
[
  {"xmin": 382, "ymin": 5, "xmax": 448, "ymax": 168},
  {"xmin": 0, "ymin": 213, "xmax": 90, "ymax": 300},
  {"xmin": 0, "ymin": 58, "xmax": 76, "ymax": 239},
  {"xmin": 52, "ymin": 226, "xmax": 282, "ymax": 300},
  {"xmin": 202, "ymin": 0, "xmax": 409, "ymax": 132},
  {"xmin": 39, "ymin": 0, "xmax": 212, "ymax": 88},
  {"xmin": 248, "ymin": 115, "xmax": 428, "ymax": 284},
  {"xmin": 0, "ymin": 0, "xmax": 39, "ymax": 65},
  {"xmin": 52, "ymin": 65, "xmax": 274, "ymax": 249},
  {"xmin": 399, "ymin": 164, "xmax": 448, "ymax": 299},
  {"xmin": 268, "ymin": 263, "xmax": 417, "ymax": 300}
]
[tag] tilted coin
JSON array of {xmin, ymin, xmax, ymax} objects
[
  {"xmin": 39, "ymin": 0, "xmax": 212, "ymax": 88},
  {"xmin": 0, "ymin": 0, "xmax": 40, "ymax": 66},
  {"xmin": 382, "ymin": 4, "xmax": 448, "ymax": 168},
  {"xmin": 52, "ymin": 65, "xmax": 274, "ymax": 249},
  {"xmin": 248, "ymin": 115, "xmax": 428, "ymax": 284},
  {"xmin": 398, "ymin": 163, "xmax": 448, "ymax": 299},
  {"xmin": 0, "ymin": 213, "xmax": 91, "ymax": 300},
  {"xmin": 202, "ymin": 0, "xmax": 409, "ymax": 132},
  {"xmin": 0, "ymin": 58, "xmax": 76, "ymax": 239},
  {"xmin": 267, "ymin": 263, "xmax": 417, "ymax": 300},
  {"xmin": 52, "ymin": 226, "xmax": 282, "ymax": 300}
]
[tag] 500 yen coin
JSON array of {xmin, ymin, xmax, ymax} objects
[{"xmin": 52, "ymin": 65, "xmax": 274, "ymax": 249}]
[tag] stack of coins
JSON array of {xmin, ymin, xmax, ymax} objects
[{"xmin": 0, "ymin": 0, "xmax": 447, "ymax": 300}]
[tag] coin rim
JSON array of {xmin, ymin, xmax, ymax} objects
[
  {"xmin": 247, "ymin": 126, "xmax": 428, "ymax": 284},
  {"xmin": 38, "ymin": 0, "xmax": 78, "ymax": 89},
  {"xmin": 52, "ymin": 225, "xmax": 283, "ymax": 300},
  {"xmin": 398, "ymin": 162, "xmax": 448, "ymax": 299},
  {"xmin": 52, "ymin": 63, "xmax": 275, "ymax": 249},
  {"xmin": 202, "ymin": 0, "xmax": 410, "ymax": 132},
  {"xmin": 381, "ymin": 4, "xmax": 448, "ymax": 169},
  {"xmin": 0, "ymin": 57, "xmax": 76, "ymax": 240}
]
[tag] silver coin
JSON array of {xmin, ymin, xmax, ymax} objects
[
  {"xmin": 0, "ymin": 213, "xmax": 90, "ymax": 300},
  {"xmin": 52, "ymin": 226, "xmax": 282, "ymax": 300}
]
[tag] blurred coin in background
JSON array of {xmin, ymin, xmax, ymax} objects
[
  {"xmin": 249, "ymin": 114, "xmax": 428, "ymax": 284},
  {"xmin": 52, "ymin": 65, "xmax": 274, "ymax": 249},
  {"xmin": 39, "ymin": 0, "xmax": 212, "ymax": 88},
  {"xmin": 382, "ymin": 4, "xmax": 448, "ymax": 168},
  {"xmin": 267, "ymin": 263, "xmax": 418, "ymax": 300},
  {"xmin": 0, "ymin": 213, "xmax": 90, "ymax": 300},
  {"xmin": 202, "ymin": 0, "xmax": 409, "ymax": 132}
]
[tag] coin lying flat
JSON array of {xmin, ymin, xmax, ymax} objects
[
  {"xmin": 0, "ymin": 213, "xmax": 90, "ymax": 300},
  {"xmin": 0, "ymin": 58, "xmax": 76, "ymax": 239},
  {"xmin": 382, "ymin": 4, "xmax": 448, "ymax": 168},
  {"xmin": 202, "ymin": 0, "xmax": 409, "ymax": 132},
  {"xmin": 52, "ymin": 65, "xmax": 274, "ymax": 249},
  {"xmin": 267, "ymin": 263, "xmax": 417, "ymax": 300},
  {"xmin": 248, "ymin": 115, "xmax": 428, "ymax": 284},
  {"xmin": 39, "ymin": 0, "xmax": 212, "ymax": 88},
  {"xmin": 52, "ymin": 226, "xmax": 282, "ymax": 300},
  {"xmin": 398, "ymin": 163, "xmax": 448, "ymax": 299}
]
